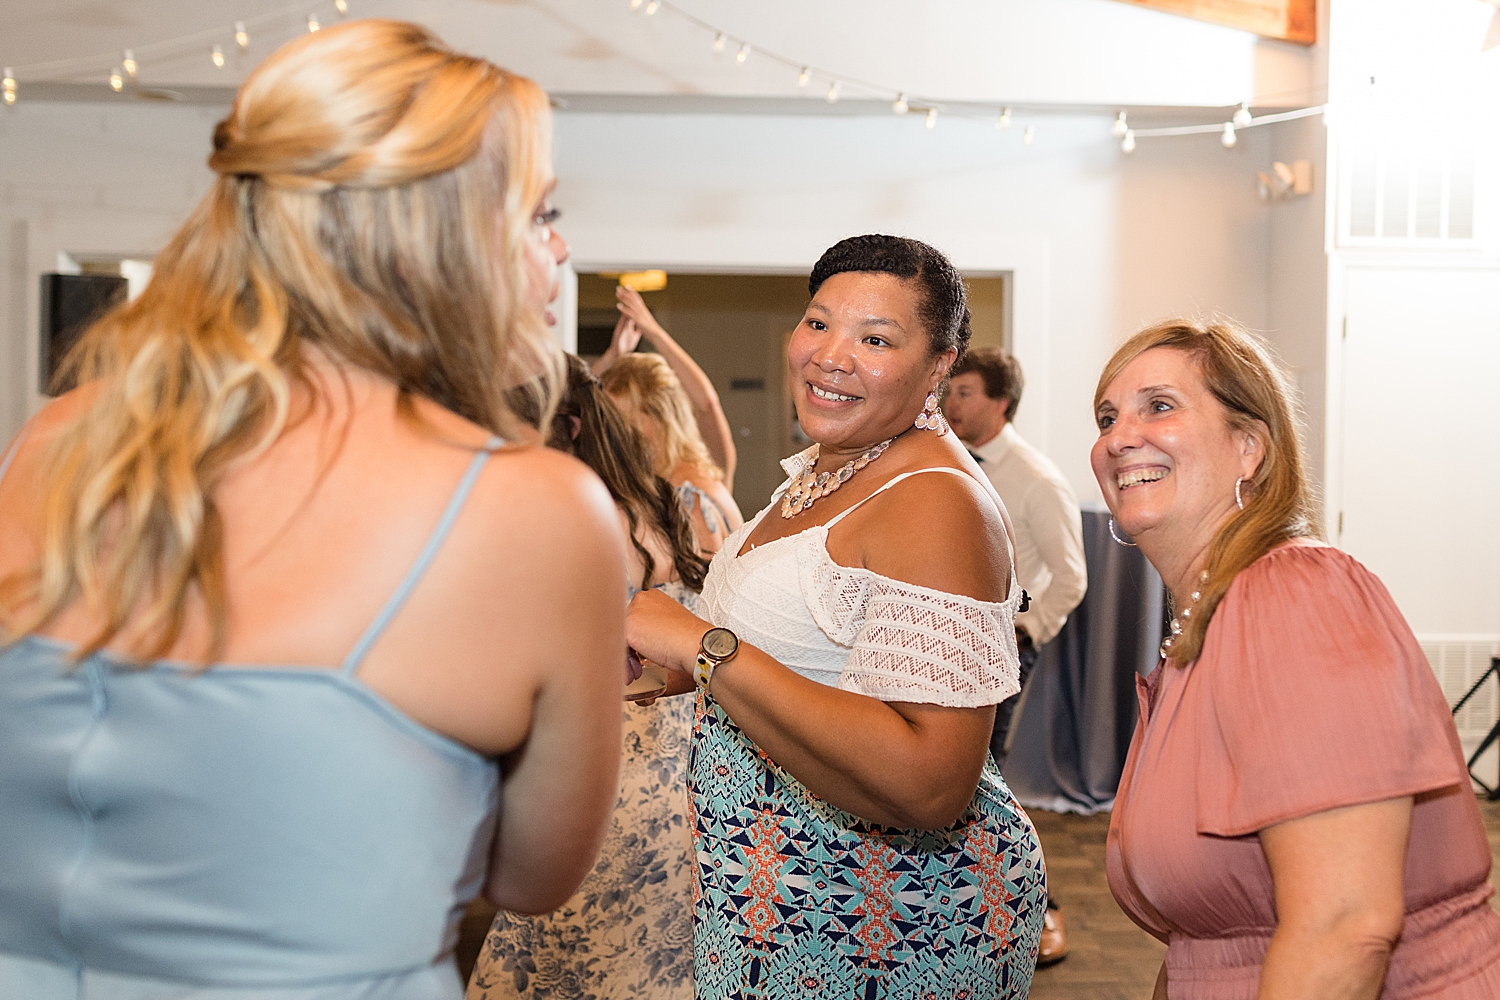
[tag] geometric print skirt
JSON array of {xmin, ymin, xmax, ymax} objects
[{"xmin": 689, "ymin": 690, "xmax": 1047, "ymax": 1000}]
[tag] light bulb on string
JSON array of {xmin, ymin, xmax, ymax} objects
[
  {"xmin": 924, "ymin": 108, "xmax": 938, "ymax": 129},
  {"xmin": 798, "ymin": 67, "xmax": 811, "ymax": 87},
  {"xmin": 630, "ymin": 0, "xmax": 644, "ymax": 9},
  {"xmin": 1112, "ymin": 110, "xmax": 1128, "ymax": 138},
  {"xmin": 307, "ymin": 14, "xmax": 321, "ymax": 32},
  {"xmin": 110, "ymin": 68, "xmax": 124, "ymax": 91},
  {"xmin": 235, "ymin": 21, "xmax": 249, "ymax": 50},
  {"xmin": 335, "ymin": 0, "xmax": 348, "ymax": 14},
  {"xmin": 1121, "ymin": 129, "xmax": 1136, "ymax": 153},
  {"xmin": 122, "ymin": 50, "xmax": 137, "ymax": 78},
  {"xmin": 736, "ymin": 44, "xmax": 750, "ymax": 64},
  {"xmin": 826, "ymin": 80, "xmax": 840, "ymax": 104},
  {"xmin": 1233, "ymin": 103, "xmax": 1252, "ymax": 128},
  {"xmin": 3, "ymin": 68, "xmax": 15, "ymax": 106},
  {"xmin": 1220, "ymin": 122, "xmax": 1237, "ymax": 148},
  {"xmin": 1023, "ymin": 125, "xmax": 1034, "ymax": 146},
  {"xmin": 892, "ymin": 93, "xmax": 908, "ymax": 115},
  {"xmin": 712, "ymin": 33, "xmax": 726, "ymax": 53},
  {"xmin": 644, "ymin": 0, "xmax": 659, "ymax": 14},
  {"xmin": 997, "ymin": 106, "xmax": 1011, "ymax": 129},
  {"xmin": 211, "ymin": 45, "xmax": 225, "ymax": 68}
]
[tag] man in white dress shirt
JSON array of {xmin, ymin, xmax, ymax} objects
[{"xmin": 943, "ymin": 346, "xmax": 1087, "ymax": 967}]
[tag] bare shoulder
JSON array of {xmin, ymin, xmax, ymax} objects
[
  {"xmin": 858, "ymin": 466, "xmax": 1013, "ymax": 603},
  {"xmin": 464, "ymin": 444, "xmax": 622, "ymax": 559}
]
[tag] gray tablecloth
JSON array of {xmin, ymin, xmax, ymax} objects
[{"xmin": 1000, "ymin": 505, "xmax": 1163, "ymax": 814}]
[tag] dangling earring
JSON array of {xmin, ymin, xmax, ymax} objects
[
  {"xmin": 1108, "ymin": 517, "xmax": 1138, "ymax": 547},
  {"xmin": 914, "ymin": 390, "xmax": 948, "ymax": 435},
  {"xmin": 1234, "ymin": 476, "xmax": 1246, "ymax": 511}
]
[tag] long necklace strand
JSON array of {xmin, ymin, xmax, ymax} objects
[
  {"xmin": 1160, "ymin": 569, "xmax": 1209, "ymax": 659},
  {"xmin": 780, "ymin": 436, "xmax": 896, "ymax": 519}
]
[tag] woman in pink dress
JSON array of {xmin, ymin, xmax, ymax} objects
[{"xmin": 1093, "ymin": 319, "xmax": 1500, "ymax": 999}]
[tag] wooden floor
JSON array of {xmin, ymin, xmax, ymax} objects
[{"xmin": 457, "ymin": 797, "xmax": 1500, "ymax": 996}]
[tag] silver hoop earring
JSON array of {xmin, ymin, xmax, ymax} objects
[
  {"xmin": 1234, "ymin": 477, "xmax": 1246, "ymax": 511},
  {"xmin": 1108, "ymin": 517, "xmax": 1138, "ymax": 547}
]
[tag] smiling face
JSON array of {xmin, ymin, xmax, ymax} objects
[
  {"xmin": 788, "ymin": 271, "xmax": 956, "ymax": 456},
  {"xmin": 1091, "ymin": 346, "xmax": 1263, "ymax": 546}
]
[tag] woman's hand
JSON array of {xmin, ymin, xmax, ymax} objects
[
  {"xmin": 616, "ymin": 285, "xmax": 666, "ymax": 339},
  {"xmin": 625, "ymin": 588, "xmax": 708, "ymax": 676},
  {"xmin": 591, "ymin": 313, "xmax": 641, "ymax": 376}
]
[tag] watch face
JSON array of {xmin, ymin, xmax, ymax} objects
[{"xmin": 702, "ymin": 627, "xmax": 738, "ymax": 660}]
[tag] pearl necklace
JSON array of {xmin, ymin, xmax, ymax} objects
[
  {"xmin": 779, "ymin": 437, "xmax": 896, "ymax": 519},
  {"xmin": 1160, "ymin": 569, "xmax": 1209, "ymax": 660}
]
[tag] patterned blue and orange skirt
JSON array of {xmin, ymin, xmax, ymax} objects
[{"xmin": 689, "ymin": 691, "xmax": 1047, "ymax": 1000}]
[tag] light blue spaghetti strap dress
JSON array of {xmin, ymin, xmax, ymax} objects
[{"xmin": 0, "ymin": 439, "xmax": 506, "ymax": 1000}]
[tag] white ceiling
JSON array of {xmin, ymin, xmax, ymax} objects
[{"xmin": 0, "ymin": 0, "xmax": 1322, "ymax": 111}]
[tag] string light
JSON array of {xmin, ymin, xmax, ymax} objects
[
  {"xmin": 2, "ymin": 68, "xmax": 14, "ymax": 106},
  {"xmin": 1121, "ymin": 129, "xmax": 1136, "ymax": 153},
  {"xmin": 211, "ymin": 44, "xmax": 225, "ymax": 68},
  {"xmin": 735, "ymin": 44, "xmax": 750, "ymax": 64},
  {"xmin": 712, "ymin": 32, "xmax": 726, "ymax": 53},
  {"xmin": 630, "ymin": 0, "xmax": 644, "ymax": 9},
  {"xmin": 1233, "ymin": 103, "xmax": 1252, "ymax": 128},
  {"xmin": 644, "ymin": 0, "xmax": 659, "ymax": 14},
  {"xmin": 110, "ymin": 67, "xmax": 124, "ymax": 91},
  {"xmin": 122, "ymin": 49, "xmax": 137, "ymax": 78},
  {"xmin": 1220, "ymin": 122, "xmax": 1237, "ymax": 147},
  {"xmin": 997, "ymin": 107, "xmax": 1011, "ymax": 129},
  {"xmin": 334, "ymin": 0, "xmax": 348, "ymax": 13},
  {"xmin": 307, "ymin": 14, "xmax": 320, "ymax": 32},
  {"xmin": 235, "ymin": 21, "xmax": 249, "ymax": 51},
  {"xmin": 826, "ymin": 80, "xmax": 840, "ymax": 103},
  {"xmin": 892, "ymin": 92, "xmax": 908, "ymax": 114},
  {"xmin": 925, "ymin": 107, "xmax": 938, "ymax": 129},
  {"xmin": 798, "ymin": 66, "xmax": 811, "ymax": 87},
  {"xmin": 1023, "ymin": 125, "xmax": 1034, "ymax": 146},
  {"xmin": 1112, "ymin": 111, "xmax": 1128, "ymax": 138}
]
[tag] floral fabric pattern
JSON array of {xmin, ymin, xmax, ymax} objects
[{"xmin": 469, "ymin": 694, "xmax": 695, "ymax": 1000}]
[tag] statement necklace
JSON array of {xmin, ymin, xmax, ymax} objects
[
  {"xmin": 1160, "ymin": 569, "xmax": 1209, "ymax": 659},
  {"xmin": 780, "ymin": 437, "xmax": 896, "ymax": 519}
]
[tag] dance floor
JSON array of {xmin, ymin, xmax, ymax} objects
[{"xmin": 456, "ymin": 798, "xmax": 1500, "ymax": 995}]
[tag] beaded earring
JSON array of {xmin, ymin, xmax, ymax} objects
[{"xmin": 914, "ymin": 391, "xmax": 949, "ymax": 435}]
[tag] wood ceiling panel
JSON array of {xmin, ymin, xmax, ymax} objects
[{"xmin": 1111, "ymin": 0, "xmax": 1316, "ymax": 45}]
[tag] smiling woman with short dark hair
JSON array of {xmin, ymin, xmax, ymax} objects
[{"xmin": 625, "ymin": 234, "xmax": 1047, "ymax": 997}]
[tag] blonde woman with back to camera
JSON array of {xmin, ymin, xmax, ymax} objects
[
  {"xmin": 595, "ymin": 286, "xmax": 744, "ymax": 556},
  {"xmin": 0, "ymin": 21, "xmax": 626, "ymax": 1000},
  {"xmin": 1096, "ymin": 320, "xmax": 1500, "ymax": 999}
]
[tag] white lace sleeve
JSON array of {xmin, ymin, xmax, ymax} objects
[{"xmin": 795, "ymin": 531, "xmax": 1022, "ymax": 708}]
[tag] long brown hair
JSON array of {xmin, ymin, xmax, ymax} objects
[
  {"xmin": 0, "ymin": 20, "xmax": 562, "ymax": 660},
  {"xmin": 1094, "ymin": 319, "xmax": 1321, "ymax": 664},
  {"xmin": 545, "ymin": 356, "xmax": 708, "ymax": 593}
]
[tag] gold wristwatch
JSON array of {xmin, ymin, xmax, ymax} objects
[{"xmin": 694, "ymin": 627, "xmax": 740, "ymax": 688}]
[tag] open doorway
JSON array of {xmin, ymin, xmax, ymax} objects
[{"xmin": 576, "ymin": 272, "xmax": 1009, "ymax": 515}]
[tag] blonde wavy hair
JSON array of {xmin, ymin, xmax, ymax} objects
[
  {"xmin": 0, "ymin": 19, "xmax": 562, "ymax": 661},
  {"xmin": 1094, "ymin": 319, "xmax": 1321, "ymax": 664},
  {"xmin": 600, "ymin": 353, "xmax": 721, "ymax": 482}
]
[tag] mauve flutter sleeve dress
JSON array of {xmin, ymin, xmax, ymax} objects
[{"xmin": 1106, "ymin": 541, "xmax": 1500, "ymax": 1000}]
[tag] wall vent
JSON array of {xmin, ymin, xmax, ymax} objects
[{"xmin": 1418, "ymin": 634, "xmax": 1500, "ymax": 790}]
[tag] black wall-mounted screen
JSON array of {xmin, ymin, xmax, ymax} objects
[{"xmin": 39, "ymin": 272, "xmax": 127, "ymax": 395}]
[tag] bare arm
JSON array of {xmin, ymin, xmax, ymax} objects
[
  {"xmin": 482, "ymin": 457, "xmax": 628, "ymax": 913},
  {"xmin": 1255, "ymin": 797, "xmax": 1412, "ymax": 1000},
  {"xmin": 615, "ymin": 285, "xmax": 738, "ymax": 488},
  {"xmin": 625, "ymin": 472, "xmax": 1011, "ymax": 829},
  {"xmin": 590, "ymin": 312, "xmax": 641, "ymax": 377}
]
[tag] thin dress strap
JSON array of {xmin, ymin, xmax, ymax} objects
[
  {"xmin": 341, "ymin": 436, "xmax": 504, "ymax": 675},
  {"xmin": 823, "ymin": 467, "xmax": 974, "ymax": 529},
  {"xmin": 822, "ymin": 465, "xmax": 1021, "ymax": 599}
]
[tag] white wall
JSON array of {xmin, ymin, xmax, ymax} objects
[{"xmin": 554, "ymin": 108, "xmax": 1274, "ymax": 501}]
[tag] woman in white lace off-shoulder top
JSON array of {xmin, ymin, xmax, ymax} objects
[{"xmin": 625, "ymin": 235, "xmax": 1047, "ymax": 999}]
